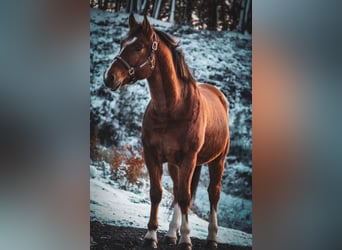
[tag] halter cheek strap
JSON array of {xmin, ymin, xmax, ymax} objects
[{"xmin": 114, "ymin": 33, "xmax": 158, "ymax": 84}]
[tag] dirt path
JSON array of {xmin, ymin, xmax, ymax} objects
[{"xmin": 91, "ymin": 221, "xmax": 252, "ymax": 250}]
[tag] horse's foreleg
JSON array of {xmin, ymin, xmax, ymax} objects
[
  {"xmin": 165, "ymin": 203, "xmax": 181, "ymax": 245},
  {"xmin": 144, "ymin": 161, "xmax": 163, "ymax": 248},
  {"xmin": 177, "ymin": 156, "xmax": 197, "ymax": 249},
  {"xmin": 165, "ymin": 164, "xmax": 181, "ymax": 245},
  {"xmin": 207, "ymin": 155, "xmax": 225, "ymax": 249}
]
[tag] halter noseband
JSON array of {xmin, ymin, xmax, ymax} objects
[{"xmin": 114, "ymin": 33, "xmax": 158, "ymax": 84}]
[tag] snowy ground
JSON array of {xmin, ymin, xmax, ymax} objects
[
  {"xmin": 90, "ymin": 163, "xmax": 252, "ymax": 247},
  {"xmin": 90, "ymin": 7, "xmax": 252, "ymax": 241}
]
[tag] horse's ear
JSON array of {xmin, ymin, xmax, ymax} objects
[
  {"xmin": 129, "ymin": 13, "xmax": 138, "ymax": 29},
  {"xmin": 142, "ymin": 15, "xmax": 153, "ymax": 38}
]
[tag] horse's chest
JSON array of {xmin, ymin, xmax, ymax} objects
[
  {"xmin": 151, "ymin": 128, "xmax": 182, "ymax": 149},
  {"xmin": 144, "ymin": 126, "xmax": 195, "ymax": 163}
]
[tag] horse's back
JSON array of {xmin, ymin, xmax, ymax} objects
[
  {"xmin": 198, "ymin": 83, "xmax": 229, "ymax": 112},
  {"xmin": 198, "ymin": 83, "xmax": 229, "ymax": 122}
]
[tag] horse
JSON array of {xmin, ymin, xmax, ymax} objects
[{"xmin": 103, "ymin": 14, "xmax": 230, "ymax": 250}]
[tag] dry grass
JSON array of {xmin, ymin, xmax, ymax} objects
[
  {"xmin": 91, "ymin": 140, "xmax": 146, "ymax": 185},
  {"xmin": 110, "ymin": 145, "xmax": 146, "ymax": 184}
]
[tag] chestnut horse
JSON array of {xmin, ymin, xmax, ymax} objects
[{"xmin": 104, "ymin": 14, "xmax": 230, "ymax": 250}]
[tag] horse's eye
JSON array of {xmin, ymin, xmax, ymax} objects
[{"xmin": 135, "ymin": 44, "xmax": 142, "ymax": 51}]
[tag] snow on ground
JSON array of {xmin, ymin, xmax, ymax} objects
[
  {"xmin": 193, "ymin": 163, "xmax": 252, "ymax": 231},
  {"xmin": 90, "ymin": 164, "xmax": 252, "ymax": 247}
]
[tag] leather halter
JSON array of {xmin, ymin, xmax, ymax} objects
[{"xmin": 114, "ymin": 33, "xmax": 158, "ymax": 84}]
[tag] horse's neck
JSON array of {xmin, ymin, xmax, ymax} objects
[{"xmin": 147, "ymin": 45, "xmax": 195, "ymax": 116}]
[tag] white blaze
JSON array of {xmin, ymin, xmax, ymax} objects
[
  {"xmin": 119, "ymin": 36, "xmax": 137, "ymax": 54},
  {"xmin": 104, "ymin": 37, "xmax": 137, "ymax": 81}
]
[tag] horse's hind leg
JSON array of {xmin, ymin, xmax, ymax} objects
[
  {"xmin": 165, "ymin": 163, "xmax": 181, "ymax": 245},
  {"xmin": 143, "ymin": 157, "xmax": 163, "ymax": 248},
  {"xmin": 207, "ymin": 154, "xmax": 225, "ymax": 249}
]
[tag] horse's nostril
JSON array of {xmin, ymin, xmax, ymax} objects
[
  {"xmin": 108, "ymin": 74, "xmax": 114, "ymax": 81},
  {"xmin": 103, "ymin": 71, "xmax": 114, "ymax": 85}
]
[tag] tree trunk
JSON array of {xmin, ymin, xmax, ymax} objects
[
  {"xmin": 169, "ymin": 0, "xmax": 176, "ymax": 23},
  {"xmin": 137, "ymin": 0, "xmax": 148, "ymax": 14},
  {"xmin": 130, "ymin": 0, "xmax": 134, "ymax": 12},
  {"xmin": 125, "ymin": 0, "xmax": 130, "ymax": 12},
  {"xmin": 237, "ymin": 0, "xmax": 246, "ymax": 32},
  {"xmin": 186, "ymin": 0, "xmax": 193, "ymax": 24},
  {"xmin": 115, "ymin": 0, "xmax": 122, "ymax": 12},
  {"xmin": 198, "ymin": 0, "xmax": 205, "ymax": 28},
  {"xmin": 137, "ymin": 0, "xmax": 141, "ymax": 12},
  {"xmin": 142, "ymin": 0, "xmax": 149, "ymax": 15},
  {"xmin": 244, "ymin": 0, "xmax": 251, "ymax": 25},
  {"xmin": 208, "ymin": 0, "xmax": 217, "ymax": 30},
  {"xmin": 221, "ymin": 0, "xmax": 229, "ymax": 30},
  {"xmin": 154, "ymin": 0, "xmax": 162, "ymax": 19},
  {"xmin": 152, "ymin": 0, "xmax": 157, "ymax": 17},
  {"xmin": 104, "ymin": 0, "xmax": 109, "ymax": 9}
]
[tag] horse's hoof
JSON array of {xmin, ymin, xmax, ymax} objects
[
  {"xmin": 178, "ymin": 242, "xmax": 192, "ymax": 250},
  {"xmin": 165, "ymin": 236, "xmax": 177, "ymax": 245},
  {"xmin": 206, "ymin": 240, "xmax": 218, "ymax": 249},
  {"xmin": 143, "ymin": 238, "xmax": 158, "ymax": 249}
]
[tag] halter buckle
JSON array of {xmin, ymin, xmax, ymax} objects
[
  {"xmin": 152, "ymin": 41, "xmax": 158, "ymax": 51},
  {"xmin": 128, "ymin": 67, "xmax": 135, "ymax": 76}
]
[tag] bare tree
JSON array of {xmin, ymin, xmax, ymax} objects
[
  {"xmin": 244, "ymin": 0, "xmax": 251, "ymax": 25},
  {"xmin": 235, "ymin": 0, "xmax": 251, "ymax": 33},
  {"xmin": 207, "ymin": 0, "xmax": 218, "ymax": 30},
  {"xmin": 237, "ymin": 0, "xmax": 246, "ymax": 32},
  {"xmin": 169, "ymin": 0, "xmax": 176, "ymax": 23},
  {"xmin": 152, "ymin": 0, "xmax": 163, "ymax": 19},
  {"xmin": 136, "ymin": 0, "xmax": 148, "ymax": 14},
  {"xmin": 115, "ymin": 0, "xmax": 123, "ymax": 11},
  {"xmin": 126, "ymin": 0, "xmax": 138, "ymax": 13},
  {"xmin": 89, "ymin": 0, "xmax": 249, "ymax": 31},
  {"xmin": 186, "ymin": 0, "xmax": 193, "ymax": 24}
]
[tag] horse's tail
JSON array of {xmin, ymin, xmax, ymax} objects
[{"xmin": 190, "ymin": 165, "xmax": 202, "ymax": 201}]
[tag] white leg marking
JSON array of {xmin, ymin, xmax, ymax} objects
[
  {"xmin": 207, "ymin": 209, "xmax": 218, "ymax": 242},
  {"xmin": 179, "ymin": 214, "xmax": 191, "ymax": 245},
  {"xmin": 144, "ymin": 230, "xmax": 158, "ymax": 243},
  {"xmin": 166, "ymin": 203, "xmax": 181, "ymax": 238}
]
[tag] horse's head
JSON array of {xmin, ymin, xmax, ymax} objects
[{"xmin": 103, "ymin": 14, "xmax": 158, "ymax": 91}]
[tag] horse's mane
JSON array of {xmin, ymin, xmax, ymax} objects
[{"xmin": 154, "ymin": 29, "xmax": 196, "ymax": 84}]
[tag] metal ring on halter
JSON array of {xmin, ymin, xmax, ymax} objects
[
  {"xmin": 128, "ymin": 67, "xmax": 135, "ymax": 76},
  {"xmin": 152, "ymin": 41, "xmax": 158, "ymax": 51}
]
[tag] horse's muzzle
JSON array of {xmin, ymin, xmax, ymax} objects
[{"xmin": 103, "ymin": 71, "xmax": 121, "ymax": 91}]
